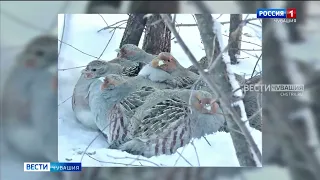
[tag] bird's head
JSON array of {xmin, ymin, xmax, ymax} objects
[
  {"xmin": 99, "ymin": 74, "xmax": 127, "ymax": 91},
  {"xmin": 81, "ymin": 60, "xmax": 109, "ymax": 79},
  {"xmin": 191, "ymin": 92, "xmax": 219, "ymax": 114},
  {"xmin": 18, "ymin": 35, "xmax": 57, "ymax": 69},
  {"xmin": 116, "ymin": 44, "xmax": 141, "ymax": 59},
  {"xmin": 151, "ymin": 52, "xmax": 177, "ymax": 73}
]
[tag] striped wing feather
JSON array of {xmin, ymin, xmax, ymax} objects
[
  {"xmin": 108, "ymin": 86, "xmax": 156, "ymax": 148},
  {"xmin": 134, "ymin": 97, "xmax": 190, "ymax": 139},
  {"xmin": 173, "ymin": 76, "xmax": 195, "ymax": 89},
  {"xmin": 126, "ymin": 97, "xmax": 193, "ymax": 157}
]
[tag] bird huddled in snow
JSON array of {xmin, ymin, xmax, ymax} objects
[
  {"xmin": 105, "ymin": 79, "xmax": 225, "ymax": 157},
  {"xmin": 88, "ymin": 74, "xmax": 172, "ymax": 147},
  {"xmin": 85, "ymin": 74, "xmax": 224, "ymax": 157},
  {"xmin": 72, "ymin": 59, "xmax": 144, "ymax": 130},
  {"xmin": 69, "ymin": 45, "xmax": 232, "ymax": 158},
  {"xmin": 116, "ymin": 44, "xmax": 156, "ymax": 64},
  {"xmin": 139, "ymin": 52, "xmax": 210, "ymax": 91}
]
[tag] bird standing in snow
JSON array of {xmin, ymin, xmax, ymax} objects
[
  {"xmin": 117, "ymin": 88, "xmax": 225, "ymax": 158},
  {"xmin": 88, "ymin": 74, "xmax": 171, "ymax": 147},
  {"xmin": 72, "ymin": 59, "xmax": 143, "ymax": 130}
]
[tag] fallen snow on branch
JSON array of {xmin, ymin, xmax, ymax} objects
[
  {"xmin": 213, "ymin": 17, "xmax": 261, "ymax": 166},
  {"xmin": 212, "ymin": 19, "xmax": 243, "ymax": 97}
]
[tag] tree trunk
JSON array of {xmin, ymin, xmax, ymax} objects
[
  {"xmin": 119, "ymin": 14, "xmax": 147, "ymax": 48},
  {"xmin": 142, "ymin": 14, "xmax": 171, "ymax": 54},
  {"xmin": 187, "ymin": 58, "xmax": 262, "ymax": 132},
  {"xmin": 228, "ymin": 14, "xmax": 242, "ymax": 65},
  {"xmin": 195, "ymin": 14, "xmax": 257, "ymax": 166}
]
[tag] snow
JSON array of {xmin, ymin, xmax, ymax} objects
[{"xmin": 58, "ymin": 14, "xmax": 262, "ymax": 167}]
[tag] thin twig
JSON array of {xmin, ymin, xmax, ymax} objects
[
  {"xmin": 98, "ymin": 14, "xmax": 109, "ymax": 26},
  {"xmin": 58, "ymin": 14, "xmax": 66, "ymax": 58},
  {"xmin": 80, "ymin": 122, "xmax": 114, "ymax": 162},
  {"xmin": 246, "ymin": 108, "xmax": 262, "ymax": 124},
  {"xmin": 203, "ymin": 137, "xmax": 212, "ymax": 146},
  {"xmin": 105, "ymin": 154, "xmax": 162, "ymax": 167},
  {"xmin": 108, "ymin": 22, "xmax": 127, "ymax": 33},
  {"xmin": 58, "ymin": 66, "xmax": 86, "ymax": 71},
  {"xmin": 84, "ymin": 154, "xmax": 143, "ymax": 167},
  {"xmin": 221, "ymin": 34, "xmax": 262, "ymax": 48},
  {"xmin": 97, "ymin": 29, "xmax": 116, "ymax": 59},
  {"xmin": 238, "ymin": 49, "xmax": 262, "ymax": 51},
  {"xmin": 58, "ymin": 95, "xmax": 72, "ymax": 106},
  {"xmin": 99, "ymin": 26, "xmax": 126, "ymax": 30},
  {"xmin": 97, "ymin": 17, "xmax": 117, "ymax": 59},
  {"xmin": 216, "ymin": 14, "xmax": 224, "ymax": 20},
  {"xmin": 58, "ymin": 40, "xmax": 99, "ymax": 59},
  {"xmin": 175, "ymin": 18, "xmax": 259, "ymax": 27},
  {"xmin": 247, "ymin": 22, "xmax": 262, "ymax": 28},
  {"xmin": 240, "ymin": 50, "xmax": 259, "ymax": 59},
  {"xmin": 250, "ymin": 54, "xmax": 262, "ymax": 78},
  {"xmin": 191, "ymin": 141, "xmax": 200, "ymax": 166},
  {"xmin": 97, "ymin": 19, "xmax": 128, "ymax": 32},
  {"xmin": 176, "ymin": 151, "xmax": 193, "ymax": 166}
]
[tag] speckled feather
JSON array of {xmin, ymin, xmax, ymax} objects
[
  {"xmin": 89, "ymin": 74, "xmax": 171, "ymax": 147},
  {"xmin": 117, "ymin": 44, "xmax": 156, "ymax": 64},
  {"xmin": 118, "ymin": 89, "xmax": 225, "ymax": 158},
  {"xmin": 72, "ymin": 59, "xmax": 144, "ymax": 130}
]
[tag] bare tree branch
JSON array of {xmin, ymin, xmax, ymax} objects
[
  {"xmin": 160, "ymin": 14, "xmax": 262, "ymax": 165},
  {"xmin": 58, "ymin": 39, "xmax": 99, "ymax": 59},
  {"xmin": 97, "ymin": 20, "xmax": 127, "ymax": 32}
]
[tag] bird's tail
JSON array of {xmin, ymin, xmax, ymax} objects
[{"xmin": 118, "ymin": 139, "xmax": 148, "ymax": 157}]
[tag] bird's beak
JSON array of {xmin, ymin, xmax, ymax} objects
[
  {"xmin": 81, "ymin": 69, "xmax": 88, "ymax": 74},
  {"xmin": 98, "ymin": 77, "xmax": 105, "ymax": 82},
  {"xmin": 158, "ymin": 60, "xmax": 165, "ymax": 66},
  {"xmin": 115, "ymin": 48, "xmax": 120, "ymax": 53},
  {"xmin": 151, "ymin": 58, "xmax": 165, "ymax": 68},
  {"xmin": 204, "ymin": 104, "xmax": 211, "ymax": 111},
  {"xmin": 151, "ymin": 59, "xmax": 159, "ymax": 67},
  {"xmin": 194, "ymin": 93, "xmax": 201, "ymax": 101},
  {"xmin": 210, "ymin": 100, "xmax": 219, "ymax": 113}
]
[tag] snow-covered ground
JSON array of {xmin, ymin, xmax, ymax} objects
[{"xmin": 58, "ymin": 14, "xmax": 262, "ymax": 167}]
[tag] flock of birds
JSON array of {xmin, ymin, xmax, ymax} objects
[
  {"xmin": 1, "ymin": 34, "xmax": 261, "ymax": 163},
  {"xmin": 71, "ymin": 42, "xmax": 261, "ymax": 158}
]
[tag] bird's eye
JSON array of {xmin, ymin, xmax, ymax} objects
[
  {"xmin": 198, "ymin": 100, "xmax": 202, "ymax": 104},
  {"xmin": 35, "ymin": 50, "xmax": 44, "ymax": 57},
  {"xmin": 91, "ymin": 68, "xmax": 96, "ymax": 72}
]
